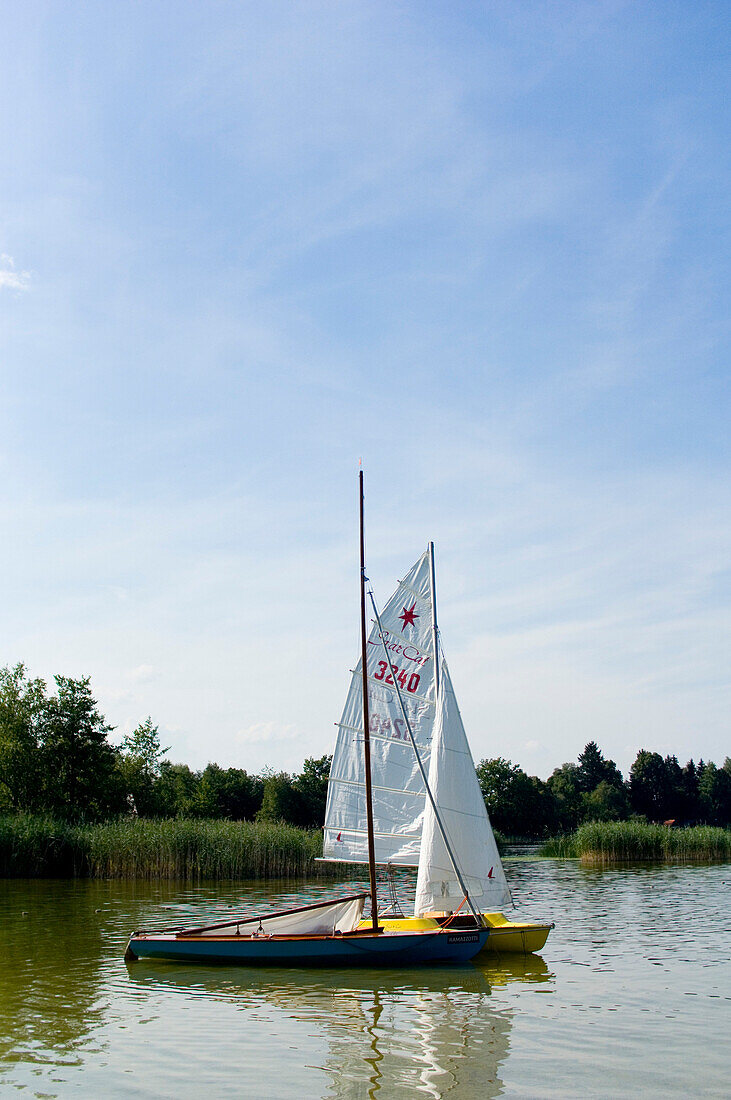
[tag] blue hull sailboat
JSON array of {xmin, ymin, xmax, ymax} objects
[
  {"xmin": 124, "ymin": 473, "xmax": 488, "ymax": 968},
  {"xmin": 124, "ymin": 896, "xmax": 485, "ymax": 965}
]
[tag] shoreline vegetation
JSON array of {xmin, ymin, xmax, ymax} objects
[
  {"xmin": 1, "ymin": 816, "xmax": 728, "ymax": 880},
  {"xmin": 0, "ymin": 816, "xmax": 351, "ymax": 880},
  {"xmin": 1, "ymin": 664, "xmax": 729, "ymax": 878},
  {"xmin": 540, "ymin": 821, "xmax": 731, "ymax": 863}
]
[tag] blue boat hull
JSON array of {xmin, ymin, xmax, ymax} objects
[{"xmin": 126, "ymin": 928, "xmax": 488, "ymax": 967}]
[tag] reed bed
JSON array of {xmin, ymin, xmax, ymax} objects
[
  {"xmin": 0, "ymin": 815, "xmax": 347, "ymax": 880},
  {"xmin": 0, "ymin": 814, "xmax": 79, "ymax": 876},
  {"xmin": 539, "ymin": 833, "xmax": 579, "ymax": 858},
  {"xmin": 540, "ymin": 821, "xmax": 731, "ymax": 863}
]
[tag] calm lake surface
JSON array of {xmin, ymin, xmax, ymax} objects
[{"xmin": 1, "ymin": 860, "xmax": 729, "ymax": 1098}]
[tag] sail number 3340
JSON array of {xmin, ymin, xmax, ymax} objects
[{"xmin": 373, "ymin": 662, "xmax": 421, "ymax": 693}]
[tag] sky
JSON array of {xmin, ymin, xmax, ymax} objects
[{"xmin": 1, "ymin": 1, "xmax": 728, "ymax": 780}]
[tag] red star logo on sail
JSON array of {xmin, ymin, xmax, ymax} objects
[{"xmin": 398, "ymin": 602, "xmax": 419, "ymax": 632}]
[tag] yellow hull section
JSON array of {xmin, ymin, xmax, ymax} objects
[
  {"xmin": 358, "ymin": 912, "xmax": 552, "ymax": 954},
  {"xmin": 480, "ymin": 912, "xmax": 552, "ymax": 954}
]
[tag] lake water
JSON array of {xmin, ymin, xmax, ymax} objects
[{"xmin": 1, "ymin": 860, "xmax": 729, "ymax": 1098}]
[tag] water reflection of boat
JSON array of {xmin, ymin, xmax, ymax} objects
[
  {"xmin": 474, "ymin": 952, "xmax": 551, "ymax": 987},
  {"xmin": 125, "ymin": 961, "xmax": 551, "ymax": 1098}
]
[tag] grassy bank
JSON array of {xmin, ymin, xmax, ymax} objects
[
  {"xmin": 541, "ymin": 821, "xmax": 731, "ymax": 863},
  {"xmin": 0, "ymin": 815, "xmax": 348, "ymax": 880}
]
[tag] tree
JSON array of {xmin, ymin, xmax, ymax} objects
[
  {"xmin": 661, "ymin": 755, "xmax": 686, "ymax": 820},
  {"xmin": 256, "ymin": 771, "xmax": 300, "ymax": 824},
  {"xmin": 213, "ymin": 767, "xmax": 264, "ymax": 821},
  {"xmin": 118, "ymin": 717, "xmax": 170, "ymax": 815},
  {"xmin": 0, "ymin": 664, "xmax": 47, "ymax": 811},
  {"xmin": 293, "ymin": 755, "xmax": 332, "ymax": 828},
  {"xmin": 121, "ymin": 717, "xmax": 169, "ymax": 775},
  {"xmin": 629, "ymin": 751, "xmax": 672, "ymax": 821},
  {"xmin": 576, "ymin": 742, "xmax": 624, "ymax": 793},
  {"xmin": 476, "ymin": 757, "xmax": 557, "ymax": 837},
  {"xmin": 547, "ymin": 763, "xmax": 585, "ymax": 831},
  {"xmin": 42, "ymin": 675, "xmax": 123, "ymax": 819},
  {"xmin": 582, "ymin": 780, "xmax": 629, "ymax": 822},
  {"xmin": 188, "ymin": 763, "xmax": 264, "ymax": 820},
  {"xmin": 681, "ymin": 760, "xmax": 701, "ymax": 822},
  {"xmin": 154, "ymin": 761, "xmax": 200, "ymax": 817},
  {"xmin": 698, "ymin": 761, "xmax": 731, "ymax": 826}
]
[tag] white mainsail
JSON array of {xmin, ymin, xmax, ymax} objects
[
  {"xmin": 322, "ymin": 551, "xmax": 437, "ymax": 865},
  {"xmin": 414, "ymin": 660, "xmax": 511, "ymax": 915}
]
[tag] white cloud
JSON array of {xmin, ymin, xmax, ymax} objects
[
  {"xmin": 235, "ymin": 722, "xmax": 299, "ymax": 746},
  {"xmin": 0, "ymin": 254, "xmax": 31, "ymax": 291},
  {"xmin": 127, "ymin": 664, "xmax": 156, "ymax": 684}
]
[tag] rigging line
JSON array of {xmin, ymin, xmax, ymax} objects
[
  {"xmin": 438, "ymin": 894, "xmax": 469, "ymax": 932},
  {"xmin": 367, "ymin": 587, "xmax": 482, "ymax": 925}
]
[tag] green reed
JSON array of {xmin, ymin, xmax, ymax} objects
[
  {"xmin": 539, "ymin": 833, "xmax": 580, "ymax": 858},
  {"xmin": 0, "ymin": 815, "xmax": 348, "ymax": 880},
  {"xmin": 540, "ymin": 821, "xmax": 731, "ymax": 862}
]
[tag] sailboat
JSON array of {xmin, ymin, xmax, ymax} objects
[
  {"xmin": 322, "ymin": 542, "xmax": 552, "ymax": 954},
  {"xmin": 124, "ymin": 474, "xmax": 489, "ymax": 966}
]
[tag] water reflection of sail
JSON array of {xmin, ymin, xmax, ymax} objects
[{"xmin": 125, "ymin": 962, "xmax": 552, "ymax": 1098}]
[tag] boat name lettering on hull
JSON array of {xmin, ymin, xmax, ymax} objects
[{"xmin": 446, "ymin": 933, "xmax": 480, "ymax": 944}]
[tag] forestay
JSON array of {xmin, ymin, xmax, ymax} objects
[
  {"xmin": 322, "ymin": 551, "xmax": 437, "ymax": 866},
  {"xmin": 414, "ymin": 660, "xmax": 511, "ymax": 915}
]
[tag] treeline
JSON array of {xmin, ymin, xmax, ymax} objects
[
  {"xmin": 0, "ymin": 665, "xmax": 328, "ymax": 826},
  {"xmin": 477, "ymin": 741, "xmax": 731, "ymax": 837},
  {"xmin": 1, "ymin": 664, "xmax": 729, "ymax": 837}
]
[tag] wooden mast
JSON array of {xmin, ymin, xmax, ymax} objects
[{"xmin": 359, "ymin": 469, "xmax": 380, "ymax": 932}]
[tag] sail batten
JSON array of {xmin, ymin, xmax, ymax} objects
[
  {"xmin": 325, "ymin": 826, "xmax": 426, "ymax": 840},
  {"xmin": 325, "ymin": 778, "xmax": 427, "ymax": 797},
  {"xmin": 396, "ymin": 579, "xmax": 430, "ymax": 603},
  {"xmin": 335, "ymin": 725, "xmax": 431, "ymax": 749}
]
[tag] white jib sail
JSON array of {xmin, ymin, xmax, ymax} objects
[
  {"xmin": 322, "ymin": 550, "xmax": 437, "ymax": 866},
  {"xmin": 414, "ymin": 660, "xmax": 511, "ymax": 915}
]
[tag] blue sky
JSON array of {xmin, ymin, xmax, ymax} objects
[{"xmin": 1, "ymin": 1, "xmax": 728, "ymax": 778}]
